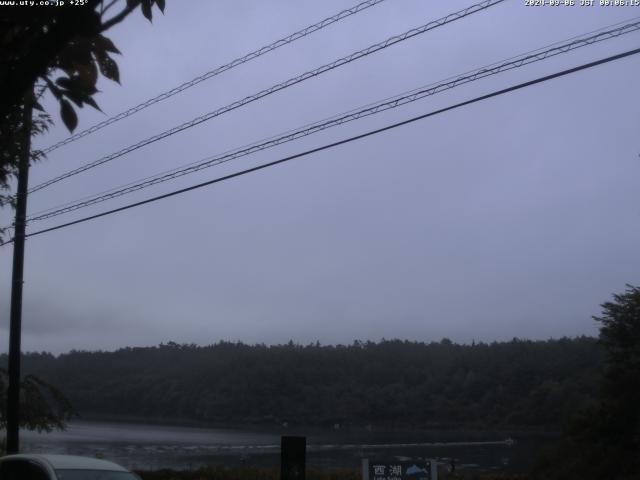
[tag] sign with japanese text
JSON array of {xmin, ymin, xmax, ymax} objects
[{"xmin": 368, "ymin": 460, "xmax": 431, "ymax": 480}]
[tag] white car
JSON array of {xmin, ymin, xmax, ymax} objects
[{"xmin": 0, "ymin": 454, "xmax": 141, "ymax": 480}]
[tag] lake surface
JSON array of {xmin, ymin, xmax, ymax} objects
[{"xmin": 21, "ymin": 420, "xmax": 547, "ymax": 474}]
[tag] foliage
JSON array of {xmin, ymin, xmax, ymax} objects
[
  {"xmin": 0, "ymin": 0, "xmax": 165, "ymax": 239},
  {"xmin": 0, "ymin": 0, "xmax": 165, "ymax": 129},
  {"xmin": 0, "ymin": 337, "xmax": 603, "ymax": 431},
  {"xmin": 596, "ymin": 285, "xmax": 640, "ymax": 421},
  {"xmin": 0, "ymin": 367, "xmax": 75, "ymax": 452},
  {"xmin": 532, "ymin": 285, "xmax": 640, "ymax": 480},
  {"xmin": 0, "ymin": 87, "xmax": 52, "ymax": 240}
]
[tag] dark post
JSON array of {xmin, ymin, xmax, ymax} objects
[
  {"xmin": 281, "ymin": 436, "xmax": 306, "ymax": 480},
  {"xmin": 6, "ymin": 94, "xmax": 33, "ymax": 454}
]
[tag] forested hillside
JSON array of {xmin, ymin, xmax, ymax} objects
[{"xmin": 2, "ymin": 338, "xmax": 603, "ymax": 430}]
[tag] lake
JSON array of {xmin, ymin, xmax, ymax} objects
[{"xmin": 21, "ymin": 420, "xmax": 548, "ymax": 474}]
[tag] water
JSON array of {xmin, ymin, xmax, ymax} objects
[{"xmin": 21, "ymin": 420, "xmax": 545, "ymax": 474}]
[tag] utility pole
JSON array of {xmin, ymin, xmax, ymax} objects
[{"xmin": 6, "ymin": 93, "xmax": 33, "ymax": 454}]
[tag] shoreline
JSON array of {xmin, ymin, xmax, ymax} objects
[{"xmin": 73, "ymin": 414, "xmax": 561, "ymax": 438}]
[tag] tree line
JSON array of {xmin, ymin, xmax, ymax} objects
[{"xmin": 1, "ymin": 337, "xmax": 603, "ymax": 430}]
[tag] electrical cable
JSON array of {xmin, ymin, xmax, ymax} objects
[
  {"xmin": 39, "ymin": 0, "xmax": 390, "ymax": 155},
  {"xmin": 2, "ymin": 46, "xmax": 636, "ymax": 246},
  {"xmin": 25, "ymin": 19, "xmax": 640, "ymax": 223},
  {"xmin": 27, "ymin": 0, "xmax": 505, "ymax": 195}
]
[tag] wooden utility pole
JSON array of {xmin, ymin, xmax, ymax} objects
[{"xmin": 6, "ymin": 94, "xmax": 32, "ymax": 454}]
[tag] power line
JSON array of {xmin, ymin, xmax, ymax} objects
[
  {"xmin": 39, "ymin": 0, "xmax": 389, "ymax": 155},
  {"xmin": 27, "ymin": 0, "xmax": 505, "ymax": 195},
  {"xmin": 25, "ymin": 19, "xmax": 640, "ymax": 223},
  {"xmin": 4, "ymin": 46, "xmax": 637, "ymax": 246},
  {"xmin": 27, "ymin": 15, "xmax": 640, "ymax": 221}
]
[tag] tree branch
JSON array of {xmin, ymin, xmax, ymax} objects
[
  {"xmin": 100, "ymin": 1, "xmax": 140, "ymax": 32},
  {"xmin": 101, "ymin": 0, "xmax": 120, "ymax": 17}
]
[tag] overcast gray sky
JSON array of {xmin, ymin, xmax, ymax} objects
[{"xmin": 1, "ymin": 0, "xmax": 639, "ymax": 354}]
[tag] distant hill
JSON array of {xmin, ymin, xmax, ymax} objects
[{"xmin": 1, "ymin": 338, "xmax": 603, "ymax": 430}]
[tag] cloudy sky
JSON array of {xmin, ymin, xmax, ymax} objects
[{"xmin": 1, "ymin": 0, "xmax": 639, "ymax": 354}]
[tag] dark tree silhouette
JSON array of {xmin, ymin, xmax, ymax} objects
[
  {"xmin": 591, "ymin": 285, "xmax": 640, "ymax": 476},
  {"xmin": 2, "ymin": 337, "xmax": 603, "ymax": 431},
  {"xmin": 0, "ymin": 367, "xmax": 74, "ymax": 452},
  {"xmin": 534, "ymin": 285, "xmax": 640, "ymax": 480},
  {"xmin": 0, "ymin": 0, "xmax": 165, "ymax": 128},
  {"xmin": 0, "ymin": 0, "xmax": 165, "ymax": 236}
]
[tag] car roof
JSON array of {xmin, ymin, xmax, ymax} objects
[{"xmin": 0, "ymin": 454, "xmax": 129, "ymax": 472}]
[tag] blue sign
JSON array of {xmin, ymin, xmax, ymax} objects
[{"xmin": 368, "ymin": 460, "xmax": 431, "ymax": 480}]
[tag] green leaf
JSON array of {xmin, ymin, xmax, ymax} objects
[
  {"xmin": 56, "ymin": 74, "xmax": 97, "ymax": 102},
  {"xmin": 61, "ymin": 89, "xmax": 84, "ymax": 108},
  {"xmin": 75, "ymin": 61, "xmax": 98, "ymax": 90},
  {"xmin": 141, "ymin": 0, "xmax": 152, "ymax": 21},
  {"xmin": 94, "ymin": 34, "xmax": 120, "ymax": 54},
  {"xmin": 84, "ymin": 96, "xmax": 102, "ymax": 112},
  {"xmin": 58, "ymin": 40, "xmax": 93, "ymax": 68},
  {"xmin": 60, "ymin": 99, "xmax": 78, "ymax": 132},
  {"xmin": 98, "ymin": 55, "xmax": 120, "ymax": 84},
  {"xmin": 47, "ymin": 82, "xmax": 62, "ymax": 100}
]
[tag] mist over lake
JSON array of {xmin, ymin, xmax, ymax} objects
[{"xmin": 21, "ymin": 420, "xmax": 540, "ymax": 474}]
